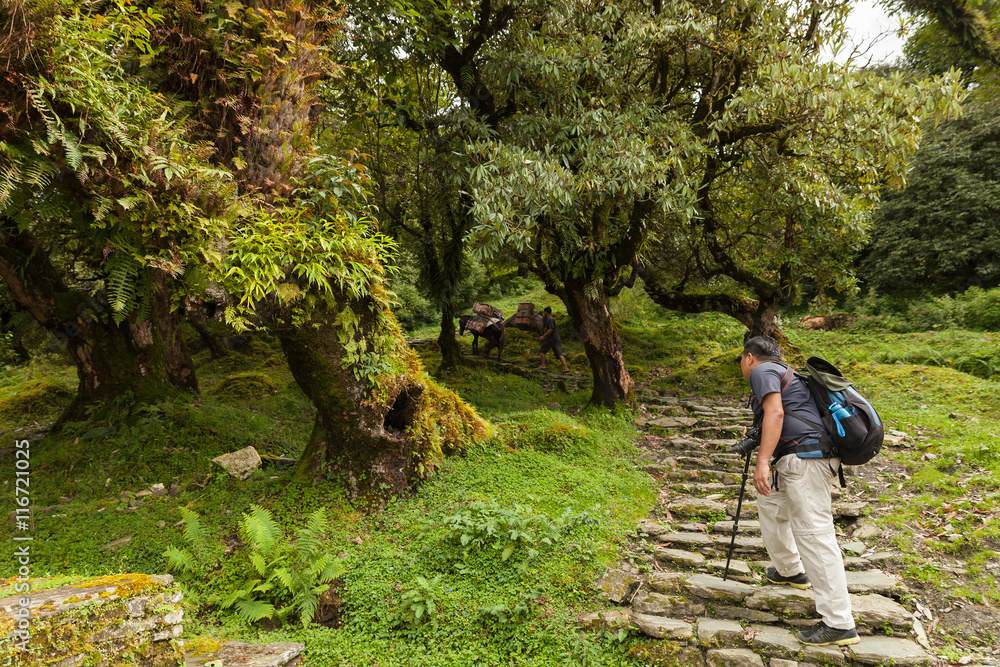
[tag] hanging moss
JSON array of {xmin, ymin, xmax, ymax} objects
[{"xmin": 408, "ymin": 377, "xmax": 491, "ymax": 477}]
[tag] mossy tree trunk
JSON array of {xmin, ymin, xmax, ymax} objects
[
  {"xmin": 0, "ymin": 224, "xmax": 195, "ymax": 423},
  {"xmin": 279, "ymin": 296, "xmax": 485, "ymax": 499},
  {"xmin": 563, "ymin": 278, "xmax": 635, "ymax": 409}
]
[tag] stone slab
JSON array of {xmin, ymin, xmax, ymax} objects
[
  {"xmin": 637, "ymin": 519, "xmax": 671, "ymax": 538},
  {"xmin": 684, "ymin": 574, "xmax": 756, "ymax": 604},
  {"xmin": 850, "ymin": 593, "xmax": 914, "ymax": 630},
  {"xmin": 746, "ymin": 587, "xmax": 816, "ymax": 617},
  {"xmin": 848, "ymin": 636, "xmax": 932, "ymax": 666},
  {"xmin": 711, "ymin": 605, "xmax": 781, "ymax": 624},
  {"xmin": 833, "ymin": 502, "xmax": 867, "ymax": 518},
  {"xmin": 660, "ymin": 531, "xmax": 715, "ymax": 547},
  {"xmin": 713, "ymin": 520, "xmax": 761, "ymax": 534},
  {"xmin": 706, "ymin": 560, "xmax": 752, "ymax": 577},
  {"xmin": 649, "ymin": 417, "xmax": 699, "ymax": 430},
  {"xmin": 669, "ymin": 498, "xmax": 728, "ymax": 517},
  {"xmin": 655, "ymin": 547, "xmax": 706, "ymax": 567},
  {"xmin": 803, "ymin": 644, "xmax": 847, "ymax": 666},
  {"xmin": 183, "ymin": 642, "xmax": 304, "ymax": 667},
  {"xmin": 697, "ymin": 618, "xmax": 745, "ymax": 647},
  {"xmin": 633, "ymin": 592, "xmax": 706, "ymax": 617},
  {"xmin": 845, "ymin": 570, "xmax": 908, "ymax": 597},
  {"xmin": 749, "ymin": 624, "xmax": 800, "ymax": 656},
  {"xmin": 0, "ymin": 574, "xmax": 176, "ymax": 619},
  {"xmin": 648, "ymin": 572, "xmax": 689, "ymax": 594},
  {"xmin": 211, "ymin": 446, "xmax": 261, "ymax": 480},
  {"xmin": 842, "ymin": 540, "xmax": 867, "ymax": 556},
  {"xmin": 579, "ymin": 609, "xmax": 632, "ymax": 631},
  {"xmin": 630, "ymin": 614, "xmax": 694, "ymax": 639},
  {"xmin": 727, "ymin": 501, "xmax": 758, "ymax": 518},
  {"xmin": 707, "ymin": 648, "xmax": 765, "ymax": 667}
]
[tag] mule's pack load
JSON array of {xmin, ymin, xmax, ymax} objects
[
  {"xmin": 464, "ymin": 318, "xmax": 490, "ymax": 333},
  {"xmin": 784, "ymin": 356, "xmax": 885, "ymax": 484},
  {"xmin": 473, "ymin": 302, "xmax": 503, "ymax": 319},
  {"xmin": 514, "ymin": 303, "xmax": 535, "ymax": 326}
]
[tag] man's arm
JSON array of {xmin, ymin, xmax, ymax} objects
[{"xmin": 754, "ymin": 392, "xmax": 784, "ymax": 496}]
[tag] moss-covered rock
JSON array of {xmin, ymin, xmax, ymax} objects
[
  {"xmin": 628, "ymin": 640, "xmax": 706, "ymax": 667},
  {"xmin": 0, "ymin": 378, "xmax": 73, "ymax": 418},
  {"xmin": 211, "ymin": 372, "xmax": 278, "ymax": 398},
  {"xmin": 0, "ymin": 573, "xmax": 184, "ymax": 666}
]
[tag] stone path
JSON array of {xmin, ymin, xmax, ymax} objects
[{"xmin": 582, "ymin": 394, "xmax": 947, "ymax": 667}]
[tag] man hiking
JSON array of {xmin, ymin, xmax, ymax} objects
[
  {"xmin": 739, "ymin": 335, "xmax": 859, "ymax": 647},
  {"xmin": 537, "ymin": 306, "xmax": 569, "ymax": 373}
]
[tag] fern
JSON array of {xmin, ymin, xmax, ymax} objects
[
  {"xmin": 104, "ymin": 250, "xmax": 142, "ymax": 322},
  {"xmin": 239, "ymin": 504, "xmax": 283, "ymax": 559},
  {"xmin": 235, "ymin": 599, "xmax": 276, "ymax": 623},
  {"xmin": 164, "ymin": 507, "xmax": 218, "ymax": 577}
]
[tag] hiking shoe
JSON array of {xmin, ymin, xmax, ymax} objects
[
  {"xmin": 765, "ymin": 567, "xmax": 812, "ymax": 589},
  {"xmin": 796, "ymin": 620, "xmax": 860, "ymax": 646}
]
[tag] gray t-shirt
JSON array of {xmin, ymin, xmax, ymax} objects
[
  {"xmin": 542, "ymin": 315, "xmax": 561, "ymax": 346},
  {"xmin": 749, "ymin": 361, "xmax": 826, "ymax": 458}
]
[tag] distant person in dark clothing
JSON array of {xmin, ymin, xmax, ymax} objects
[{"xmin": 537, "ymin": 306, "xmax": 569, "ymax": 372}]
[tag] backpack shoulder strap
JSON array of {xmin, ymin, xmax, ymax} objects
[{"xmin": 778, "ymin": 366, "xmax": 826, "ymax": 433}]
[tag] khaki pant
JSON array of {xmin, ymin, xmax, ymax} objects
[{"xmin": 756, "ymin": 455, "xmax": 855, "ymax": 630}]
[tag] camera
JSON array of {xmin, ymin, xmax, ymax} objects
[{"xmin": 734, "ymin": 425, "xmax": 761, "ymax": 458}]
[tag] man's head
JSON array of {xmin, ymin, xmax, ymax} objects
[
  {"xmin": 544, "ymin": 306, "xmax": 552, "ymax": 314},
  {"xmin": 739, "ymin": 335, "xmax": 783, "ymax": 381}
]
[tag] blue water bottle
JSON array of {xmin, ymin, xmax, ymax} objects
[{"xmin": 829, "ymin": 402, "xmax": 853, "ymax": 437}]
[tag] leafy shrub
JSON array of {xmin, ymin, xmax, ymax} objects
[
  {"xmin": 440, "ymin": 500, "xmax": 597, "ymax": 563},
  {"xmin": 396, "ymin": 574, "xmax": 441, "ymax": 629},
  {"xmin": 851, "ymin": 287, "xmax": 1000, "ymax": 333},
  {"xmin": 961, "ymin": 286, "xmax": 1000, "ymax": 330}
]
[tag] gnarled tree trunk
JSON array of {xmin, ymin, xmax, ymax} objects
[
  {"xmin": 563, "ymin": 279, "xmax": 634, "ymax": 409},
  {"xmin": 279, "ymin": 295, "xmax": 486, "ymax": 499},
  {"xmin": 0, "ymin": 225, "xmax": 197, "ymax": 423}
]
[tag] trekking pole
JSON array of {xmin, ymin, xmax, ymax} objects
[{"xmin": 723, "ymin": 451, "xmax": 753, "ymax": 582}]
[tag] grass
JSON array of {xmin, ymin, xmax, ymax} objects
[{"xmin": 3, "ymin": 285, "xmax": 1000, "ymax": 661}]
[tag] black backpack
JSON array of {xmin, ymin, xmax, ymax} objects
[{"xmin": 785, "ymin": 356, "xmax": 885, "ymax": 470}]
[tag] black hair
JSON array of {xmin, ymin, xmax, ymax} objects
[
  {"xmin": 742, "ymin": 335, "xmax": 782, "ymax": 362},
  {"xmin": 544, "ymin": 306, "xmax": 552, "ymax": 314}
]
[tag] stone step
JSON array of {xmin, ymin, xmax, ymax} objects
[
  {"xmin": 692, "ymin": 425, "xmax": 747, "ymax": 439},
  {"xmin": 695, "ymin": 416, "xmax": 749, "ymax": 427},
  {"xmin": 712, "ymin": 520, "xmax": 761, "ymax": 535},
  {"xmin": 642, "ymin": 573, "xmax": 916, "ymax": 633},
  {"xmin": 586, "ymin": 614, "xmax": 933, "ymax": 666},
  {"xmin": 666, "ymin": 470, "xmax": 742, "ymax": 485},
  {"xmin": 667, "ymin": 498, "xmax": 729, "ymax": 518},
  {"xmin": 648, "ymin": 417, "xmax": 699, "ymax": 433},
  {"xmin": 664, "ymin": 482, "xmax": 742, "ymax": 495}
]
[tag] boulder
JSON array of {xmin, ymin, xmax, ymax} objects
[
  {"xmin": 595, "ymin": 569, "xmax": 639, "ymax": 604},
  {"xmin": 211, "ymin": 446, "xmax": 262, "ymax": 480}
]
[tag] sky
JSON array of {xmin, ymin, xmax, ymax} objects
[{"xmin": 836, "ymin": 0, "xmax": 909, "ymax": 65}]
